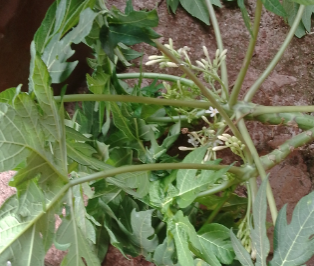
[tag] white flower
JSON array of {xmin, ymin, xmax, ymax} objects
[
  {"xmin": 205, "ymin": 107, "xmax": 219, "ymax": 117},
  {"xmin": 187, "ymin": 134, "xmax": 199, "ymax": 147}
]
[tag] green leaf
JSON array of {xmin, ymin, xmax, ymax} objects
[
  {"xmin": 65, "ymin": 126, "xmax": 91, "ymax": 142},
  {"xmin": 153, "ymin": 237, "xmax": 179, "ymax": 265},
  {"xmin": 230, "ymin": 230, "xmax": 254, "ymax": 266},
  {"xmin": 0, "ymin": 87, "xmax": 18, "ymax": 105},
  {"xmin": 130, "ymin": 209, "xmax": 158, "ymax": 255},
  {"xmin": 167, "ymin": 0, "xmax": 180, "ymax": 13},
  {"xmin": 291, "ymin": 0, "xmax": 314, "ymax": 5},
  {"xmin": 269, "ymin": 189, "xmax": 314, "ymax": 266},
  {"xmin": 175, "ymin": 148, "xmax": 230, "ymax": 208},
  {"xmin": 301, "ymin": 5, "xmax": 314, "ymax": 32},
  {"xmin": 110, "ymin": 7, "xmax": 159, "ymax": 28},
  {"xmin": 261, "ymin": 0, "xmax": 287, "ymax": 17},
  {"xmin": 100, "ymin": 24, "xmax": 161, "ymax": 61},
  {"xmin": 197, "ymin": 224, "xmax": 235, "ymax": 265},
  {"xmin": 108, "ymin": 170, "xmax": 151, "ymax": 198},
  {"xmin": 238, "ymin": 0, "xmax": 253, "ymax": 36},
  {"xmin": 42, "ymin": 8, "xmax": 97, "ymax": 83},
  {"xmin": 34, "ymin": 2, "xmax": 57, "ymax": 54},
  {"xmin": 169, "ymin": 211, "xmax": 200, "ymax": 266},
  {"xmin": 283, "ymin": 0, "xmax": 306, "ymax": 38},
  {"xmin": 56, "ymin": 216, "xmax": 101, "ymax": 266},
  {"xmin": 86, "ymin": 70, "xmax": 110, "ymax": 94},
  {"xmin": 111, "ymin": 102, "xmax": 136, "ymax": 140},
  {"xmin": 119, "ymin": 45, "xmax": 144, "ymax": 61},
  {"xmin": 179, "ymin": 0, "xmax": 210, "ymax": 25},
  {"xmin": 0, "ymin": 217, "xmax": 51, "ymax": 266},
  {"xmin": 250, "ymin": 178, "xmax": 270, "ymax": 266}
]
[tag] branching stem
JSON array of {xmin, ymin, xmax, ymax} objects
[
  {"xmin": 237, "ymin": 112, "xmax": 278, "ymax": 224},
  {"xmin": 229, "ymin": 0, "xmax": 263, "ymax": 107},
  {"xmin": 244, "ymin": 5, "xmax": 305, "ymax": 102}
]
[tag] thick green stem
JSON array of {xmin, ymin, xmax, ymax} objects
[
  {"xmin": 260, "ymin": 127, "xmax": 314, "ymax": 170},
  {"xmin": 70, "ymin": 163, "xmax": 249, "ymax": 187},
  {"xmin": 237, "ymin": 112, "xmax": 278, "ymax": 224},
  {"xmin": 251, "ymin": 105, "xmax": 314, "ymax": 116},
  {"xmin": 244, "ymin": 5, "xmax": 305, "ymax": 102},
  {"xmin": 204, "ymin": 0, "xmax": 229, "ymax": 95},
  {"xmin": 146, "ymin": 110, "xmax": 206, "ymax": 123},
  {"xmin": 117, "ymin": 72, "xmax": 195, "ymax": 87},
  {"xmin": 234, "ymin": 101, "xmax": 314, "ymax": 130},
  {"xmin": 55, "ymin": 94, "xmax": 210, "ymax": 109},
  {"xmin": 154, "ymin": 40, "xmax": 245, "ymax": 144},
  {"xmin": 229, "ymin": 0, "xmax": 263, "ymax": 107}
]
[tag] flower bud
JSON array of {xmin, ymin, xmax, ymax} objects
[
  {"xmin": 178, "ymin": 146, "xmax": 195, "ymax": 151},
  {"xmin": 203, "ymin": 46, "xmax": 210, "ymax": 59},
  {"xmin": 145, "ymin": 59, "xmax": 164, "ymax": 66},
  {"xmin": 219, "ymin": 49, "xmax": 228, "ymax": 59},
  {"xmin": 222, "ymin": 133, "xmax": 231, "ymax": 138},
  {"xmin": 196, "ymin": 60, "xmax": 206, "ymax": 68},
  {"xmin": 148, "ymin": 55, "xmax": 164, "ymax": 60},
  {"xmin": 212, "ymin": 146, "xmax": 227, "ymax": 151},
  {"xmin": 165, "ymin": 62, "xmax": 178, "ymax": 67},
  {"xmin": 215, "ymin": 49, "xmax": 220, "ymax": 59},
  {"xmin": 218, "ymin": 135, "xmax": 229, "ymax": 142}
]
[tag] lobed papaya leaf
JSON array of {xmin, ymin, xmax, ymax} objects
[
  {"xmin": 197, "ymin": 224, "xmax": 235, "ymax": 265},
  {"xmin": 42, "ymin": 8, "xmax": 97, "ymax": 83},
  {"xmin": 130, "ymin": 209, "xmax": 158, "ymax": 255},
  {"xmin": 269, "ymin": 189, "xmax": 314, "ymax": 266}
]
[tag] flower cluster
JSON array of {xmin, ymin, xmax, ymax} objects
[
  {"xmin": 212, "ymin": 133, "xmax": 246, "ymax": 161},
  {"xmin": 195, "ymin": 47, "xmax": 227, "ymax": 75},
  {"xmin": 145, "ymin": 38, "xmax": 191, "ymax": 68}
]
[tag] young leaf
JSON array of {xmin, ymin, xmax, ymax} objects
[
  {"xmin": 250, "ymin": 178, "xmax": 270, "ymax": 266},
  {"xmin": 197, "ymin": 224, "xmax": 235, "ymax": 265},
  {"xmin": 269, "ymin": 189, "xmax": 314, "ymax": 266},
  {"xmin": 230, "ymin": 230, "xmax": 254, "ymax": 266}
]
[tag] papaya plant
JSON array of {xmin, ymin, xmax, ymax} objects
[{"xmin": 1, "ymin": 0, "xmax": 314, "ymax": 265}]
